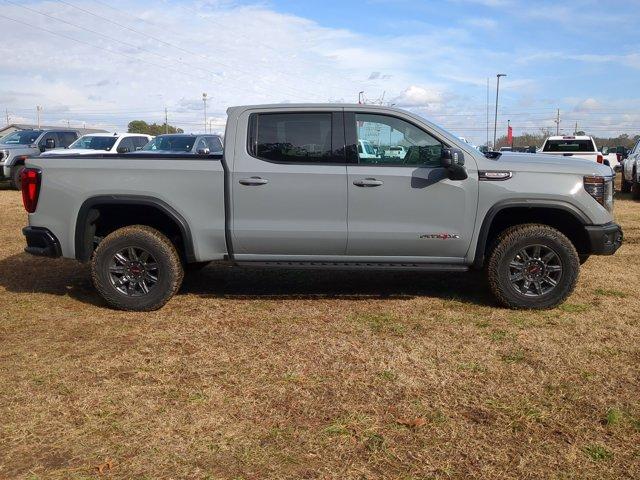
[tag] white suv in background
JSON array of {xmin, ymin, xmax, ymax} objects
[{"xmin": 40, "ymin": 133, "xmax": 152, "ymax": 156}]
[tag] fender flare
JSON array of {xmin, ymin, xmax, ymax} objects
[
  {"xmin": 74, "ymin": 195, "xmax": 195, "ymax": 263},
  {"xmin": 472, "ymin": 199, "xmax": 590, "ymax": 269}
]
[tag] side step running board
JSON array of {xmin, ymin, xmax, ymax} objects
[{"xmin": 235, "ymin": 261, "xmax": 469, "ymax": 272}]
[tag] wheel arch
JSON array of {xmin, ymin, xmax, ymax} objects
[
  {"xmin": 473, "ymin": 200, "xmax": 590, "ymax": 269},
  {"xmin": 75, "ymin": 195, "xmax": 195, "ymax": 263}
]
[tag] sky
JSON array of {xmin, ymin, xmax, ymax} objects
[{"xmin": 0, "ymin": 0, "xmax": 639, "ymax": 144}]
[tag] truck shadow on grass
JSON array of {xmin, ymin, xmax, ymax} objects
[{"xmin": 0, "ymin": 253, "xmax": 497, "ymax": 308}]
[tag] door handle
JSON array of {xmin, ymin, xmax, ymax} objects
[
  {"xmin": 239, "ymin": 177, "xmax": 269, "ymax": 186},
  {"xmin": 353, "ymin": 178, "xmax": 383, "ymax": 187}
]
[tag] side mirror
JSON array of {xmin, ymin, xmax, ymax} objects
[
  {"xmin": 441, "ymin": 148, "xmax": 468, "ymax": 180},
  {"xmin": 116, "ymin": 146, "xmax": 130, "ymax": 154},
  {"xmin": 196, "ymin": 147, "xmax": 210, "ymax": 155}
]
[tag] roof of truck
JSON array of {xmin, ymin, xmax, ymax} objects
[
  {"xmin": 227, "ymin": 103, "xmax": 404, "ymax": 114},
  {"xmin": 545, "ymin": 135, "xmax": 593, "ymax": 141}
]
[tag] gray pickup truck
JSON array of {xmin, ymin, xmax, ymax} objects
[
  {"xmin": 21, "ymin": 104, "xmax": 622, "ymax": 311},
  {"xmin": 1, "ymin": 128, "xmax": 81, "ymax": 188}
]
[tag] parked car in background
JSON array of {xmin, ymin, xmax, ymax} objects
[
  {"xmin": 540, "ymin": 135, "xmax": 618, "ymax": 168},
  {"xmin": 41, "ymin": 133, "xmax": 153, "ymax": 157},
  {"xmin": 540, "ymin": 135, "xmax": 615, "ymax": 168},
  {"xmin": 140, "ymin": 134, "xmax": 223, "ymax": 154},
  {"xmin": 620, "ymin": 137, "xmax": 640, "ymax": 198},
  {"xmin": 601, "ymin": 145, "xmax": 626, "ymax": 170},
  {"xmin": 499, "ymin": 146, "xmax": 513, "ymax": 152},
  {"xmin": 0, "ymin": 128, "xmax": 80, "ymax": 188},
  {"xmin": 21, "ymin": 103, "xmax": 621, "ymax": 312}
]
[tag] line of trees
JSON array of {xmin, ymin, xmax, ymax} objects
[
  {"xmin": 127, "ymin": 120, "xmax": 184, "ymax": 135},
  {"xmin": 494, "ymin": 129, "xmax": 640, "ymax": 150}
]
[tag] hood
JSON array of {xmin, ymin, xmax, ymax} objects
[
  {"xmin": 40, "ymin": 148, "xmax": 112, "ymax": 156},
  {"xmin": 0, "ymin": 143, "xmax": 38, "ymax": 151},
  {"xmin": 490, "ymin": 152, "xmax": 613, "ymax": 176}
]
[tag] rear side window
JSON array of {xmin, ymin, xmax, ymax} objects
[
  {"xmin": 206, "ymin": 136, "xmax": 223, "ymax": 152},
  {"xmin": 132, "ymin": 136, "xmax": 149, "ymax": 150},
  {"xmin": 543, "ymin": 139, "xmax": 595, "ymax": 152},
  {"xmin": 58, "ymin": 132, "xmax": 78, "ymax": 147},
  {"xmin": 249, "ymin": 113, "xmax": 333, "ymax": 163},
  {"xmin": 118, "ymin": 137, "xmax": 135, "ymax": 152}
]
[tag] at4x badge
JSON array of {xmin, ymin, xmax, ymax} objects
[{"xmin": 419, "ymin": 233, "xmax": 461, "ymax": 240}]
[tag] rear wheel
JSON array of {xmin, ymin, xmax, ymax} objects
[
  {"xmin": 10, "ymin": 165, "xmax": 25, "ymax": 191},
  {"xmin": 91, "ymin": 225, "xmax": 184, "ymax": 311},
  {"xmin": 487, "ymin": 224, "xmax": 580, "ymax": 309}
]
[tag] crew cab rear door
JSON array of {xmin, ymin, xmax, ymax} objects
[
  {"xmin": 230, "ymin": 108, "xmax": 348, "ymax": 258},
  {"xmin": 344, "ymin": 110, "xmax": 477, "ymax": 260}
]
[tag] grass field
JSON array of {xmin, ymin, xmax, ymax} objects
[{"xmin": 0, "ymin": 179, "xmax": 638, "ymax": 479}]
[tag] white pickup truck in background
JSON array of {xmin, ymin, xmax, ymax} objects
[{"xmin": 540, "ymin": 135, "xmax": 617, "ymax": 169}]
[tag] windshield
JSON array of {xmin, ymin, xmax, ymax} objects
[
  {"xmin": 543, "ymin": 139, "xmax": 595, "ymax": 152},
  {"xmin": 1, "ymin": 130, "xmax": 43, "ymax": 145},
  {"xmin": 69, "ymin": 135, "xmax": 118, "ymax": 150},
  {"xmin": 142, "ymin": 135, "xmax": 195, "ymax": 152}
]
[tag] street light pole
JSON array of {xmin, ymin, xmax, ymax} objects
[
  {"xmin": 493, "ymin": 73, "xmax": 506, "ymax": 150},
  {"xmin": 202, "ymin": 93, "xmax": 208, "ymax": 133}
]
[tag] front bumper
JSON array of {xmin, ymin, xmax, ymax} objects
[
  {"xmin": 585, "ymin": 222, "xmax": 623, "ymax": 255},
  {"xmin": 22, "ymin": 226, "xmax": 62, "ymax": 258}
]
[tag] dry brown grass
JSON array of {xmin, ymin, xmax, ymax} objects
[{"xmin": 0, "ymin": 179, "xmax": 638, "ymax": 479}]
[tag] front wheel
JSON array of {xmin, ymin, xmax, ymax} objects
[
  {"xmin": 91, "ymin": 225, "xmax": 184, "ymax": 311},
  {"xmin": 487, "ymin": 224, "xmax": 580, "ymax": 309}
]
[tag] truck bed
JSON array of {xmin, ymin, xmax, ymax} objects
[{"xmin": 26, "ymin": 153, "xmax": 228, "ymax": 261}]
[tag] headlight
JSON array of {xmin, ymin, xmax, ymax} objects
[{"xmin": 584, "ymin": 176, "xmax": 614, "ymax": 213}]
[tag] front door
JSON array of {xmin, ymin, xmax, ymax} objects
[
  {"xmin": 231, "ymin": 109, "xmax": 348, "ymax": 259},
  {"xmin": 345, "ymin": 111, "xmax": 477, "ymax": 261}
]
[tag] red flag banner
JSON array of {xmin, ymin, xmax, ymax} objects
[{"xmin": 507, "ymin": 125, "xmax": 513, "ymax": 144}]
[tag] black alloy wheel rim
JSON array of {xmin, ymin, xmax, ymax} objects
[
  {"xmin": 508, "ymin": 244, "xmax": 563, "ymax": 297},
  {"xmin": 108, "ymin": 246, "xmax": 159, "ymax": 296}
]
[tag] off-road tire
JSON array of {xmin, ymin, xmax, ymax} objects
[
  {"xmin": 91, "ymin": 225, "xmax": 183, "ymax": 311},
  {"xmin": 487, "ymin": 223, "xmax": 580, "ymax": 309},
  {"xmin": 10, "ymin": 165, "xmax": 25, "ymax": 191}
]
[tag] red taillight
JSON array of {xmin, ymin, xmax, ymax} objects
[
  {"xmin": 21, "ymin": 168, "xmax": 41, "ymax": 213},
  {"xmin": 597, "ymin": 154, "xmax": 604, "ymax": 164}
]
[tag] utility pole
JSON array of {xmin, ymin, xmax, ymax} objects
[
  {"xmin": 554, "ymin": 108, "xmax": 560, "ymax": 135},
  {"xmin": 202, "ymin": 93, "xmax": 208, "ymax": 133},
  {"xmin": 165, "ymin": 107, "xmax": 169, "ymax": 134},
  {"xmin": 36, "ymin": 105, "xmax": 42, "ymax": 129},
  {"xmin": 5, "ymin": 108, "xmax": 9, "ymax": 125},
  {"xmin": 486, "ymin": 77, "xmax": 490, "ymax": 149},
  {"xmin": 493, "ymin": 73, "xmax": 506, "ymax": 150},
  {"xmin": 574, "ymin": 121, "xmax": 578, "ymax": 135}
]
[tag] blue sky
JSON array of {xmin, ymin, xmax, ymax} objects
[{"xmin": 1, "ymin": 0, "xmax": 638, "ymax": 143}]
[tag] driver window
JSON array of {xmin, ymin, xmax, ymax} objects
[{"xmin": 355, "ymin": 113, "xmax": 443, "ymax": 167}]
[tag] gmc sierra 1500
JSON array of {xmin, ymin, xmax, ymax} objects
[{"xmin": 21, "ymin": 104, "xmax": 622, "ymax": 311}]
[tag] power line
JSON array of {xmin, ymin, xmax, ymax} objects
[
  {"xmin": 89, "ymin": 0, "xmax": 353, "ymax": 96},
  {"xmin": 51, "ymin": 0, "xmax": 320, "ymax": 100}
]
